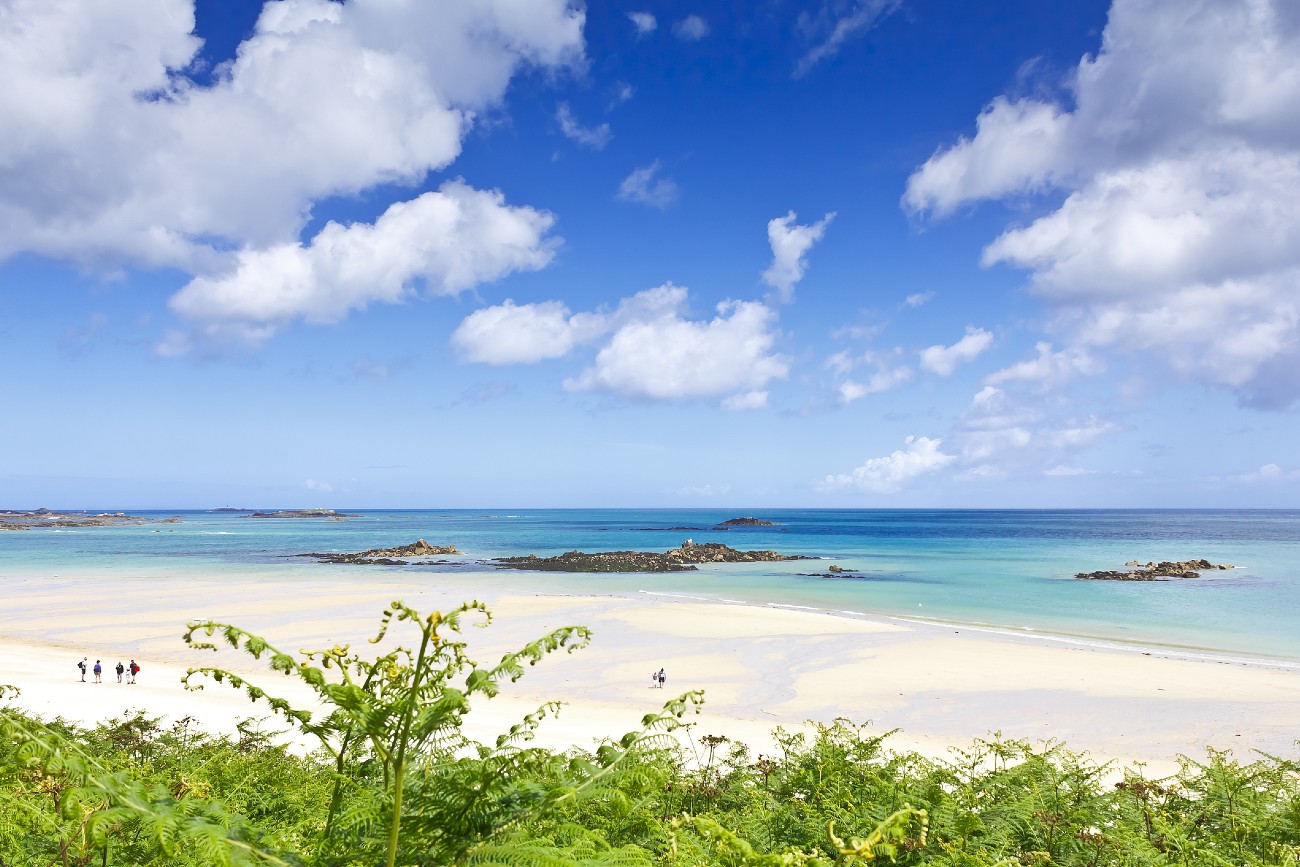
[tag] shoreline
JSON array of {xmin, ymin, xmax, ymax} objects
[{"xmin": 4, "ymin": 567, "xmax": 1300, "ymax": 778}]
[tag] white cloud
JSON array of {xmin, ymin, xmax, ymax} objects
[
  {"xmin": 949, "ymin": 382, "xmax": 1118, "ymax": 470},
  {"xmin": 457, "ymin": 282, "xmax": 788, "ymax": 408},
  {"xmin": 628, "ymin": 12, "xmax": 657, "ymax": 35},
  {"xmin": 565, "ymin": 292, "xmax": 788, "ymax": 406},
  {"xmin": 452, "ymin": 300, "xmax": 605, "ymax": 365},
  {"xmin": 1044, "ymin": 465, "xmax": 1095, "ymax": 477},
  {"xmin": 904, "ymin": 291, "xmax": 934, "ymax": 307},
  {"xmin": 1049, "ymin": 418, "xmax": 1116, "ymax": 449},
  {"xmin": 721, "ymin": 390, "xmax": 770, "ymax": 411},
  {"xmin": 985, "ymin": 342, "xmax": 1103, "ymax": 387},
  {"xmin": 761, "ymin": 210, "xmax": 836, "ymax": 303},
  {"xmin": 0, "ymin": 0, "xmax": 583, "ymax": 341},
  {"xmin": 837, "ymin": 366, "xmax": 912, "ymax": 403},
  {"xmin": 819, "ymin": 435, "xmax": 955, "ymax": 493},
  {"xmin": 904, "ymin": 0, "xmax": 1300, "ymax": 407},
  {"xmin": 167, "ymin": 181, "xmax": 557, "ymax": 349},
  {"xmin": 556, "ymin": 102, "xmax": 612, "ymax": 149},
  {"xmin": 616, "ymin": 160, "xmax": 679, "ymax": 208},
  {"xmin": 795, "ymin": 0, "xmax": 903, "ymax": 78},
  {"xmin": 673, "ymin": 15, "xmax": 709, "ymax": 41},
  {"xmin": 1227, "ymin": 463, "xmax": 1300, "ymax": 483},
  {"xmin": 919, "ymin": 326, "xmax": 993, "ymax": 376},
  {"xmin": 305, "ymin": 479, "xmax": 334, "ymax": 492}
]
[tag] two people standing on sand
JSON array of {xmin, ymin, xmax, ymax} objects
[{"xmin": 650, "ymin": 668, "xmax": 666, "ymax": 688}]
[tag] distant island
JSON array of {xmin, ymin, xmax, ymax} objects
[
  {"xmin": 248, "ymin": 509, "xmax": 361, "ymax": 519},
  {"xmin": 715, "ymin": 516, "xmax": 778, "ymax": 527},
  {"xmin": 493, "ymin": 540, "xmax": 808, "ymax": 573},
  {"xmin": 209, "ymin": 507, "xmax": 253, "ymax": 513},
  {"xmin": 297, "ymin": 539, "xmax": 461, "ymax": 565},
  {"xmin": 0, "ymin": 509, "xmax": 180, "ymax": 530},
  {"xmin": 1076, "ymin": 559, "xmax": 1235, "ymax": 581}
]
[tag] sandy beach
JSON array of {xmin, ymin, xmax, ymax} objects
[{"xmin": 2, "ymin": 567, "xmax": 1298, "ymax": 776}]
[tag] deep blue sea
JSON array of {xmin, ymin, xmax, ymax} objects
[{"xmin": 2, "ymin": 509, "xmax": 1297, "ymax": 661}]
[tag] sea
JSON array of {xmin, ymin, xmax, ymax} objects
[{"xmin": 2, "ymin": 509, "xmax": 1298, "ymax": 663}]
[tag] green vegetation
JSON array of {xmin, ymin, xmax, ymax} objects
[{"xmin": 2, "ymin": 602, "xmax": 1299, "ymax": 866}]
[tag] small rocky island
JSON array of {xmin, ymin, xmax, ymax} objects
[
  {"xmin": 249, "ymin": 509, "xmax": 361, "ymax": 519},
  {"xmin": 298, "ymin": 539, "xmax": 460, "ymax": 565},
  {"xmin": 797, "ymin": 564, "xmax": 868, "ymax": 579},
  {"xmin": 715, "ymin": 516, "xmax": 778, "ymax": 527},
  {"xmin": 493, "ymin": 540, "xmax": 808, "ymax": 573},
  {"xmin": 1075, "ymin": 559, "xmax": 1235, "ymax": 581},
  {"xmin": 0, "ymin": 509, "xmax": 180, "ymax": 530}
]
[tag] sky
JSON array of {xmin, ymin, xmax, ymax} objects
[{"xmin": 1, "ymin": 0, "xmax": 1298, "ymax": 509}]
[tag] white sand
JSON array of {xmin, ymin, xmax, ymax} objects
[{"xmin": 2, "ymin": 567, "xmax": 1299, "ymax": 775}]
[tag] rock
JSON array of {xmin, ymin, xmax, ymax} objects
[
  {"xmin": 827, "ymin": 565, "xmax": 844, "ymax": 573},
  {"xmin": 714, "ymin": 516, "xmax": 778, "ymax": 527},
  {"xmin": 297, "ymin": 539, "xmax": 461, "ymax": 565},
  {"xmin": 0, "ymin": 510, "xmax": 169, "ymax": 530},
  {"xmin": 1075, "ymin": 559, "xmax": 1235, "ymax": 581},
  {"xmin": 492, "ymin": 542, "xmax": 809, "ymax": 573},
  {"xmin": 248, "ymin": 509, "xmax": 362, "ymax": 519}
]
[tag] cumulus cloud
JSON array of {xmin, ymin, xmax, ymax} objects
[
  {"xmin": 673, "ymin": 15, "xmax": 709, "ymax": 41},
  {"xmin": 819, "ymin": 436, "xmax": 955, "ymax": 493},
  {"xmin": 167, "ymin": 181, "xmax": 558, "ymax": 348},
  {"xmin": 0, "ymin": 0, "xmax": 583, "ymax": 343},
  {"xmin": 628, "ymin": 12, "xmax": 657, "ymax": 35},
  {"xmin": 795, "ymin": 0, "xmax": 903, "ymax": 78},
  {"xmin": 904, "ymin": 0, "xmax": 1300, "ymax": 407},
  {"xmin": 452, "ymin": 300, "xmax": 605, "ymax": 365},
  {"xmin": 565, "ymin": 291, "xmax": 788, "ymax": 406},
  {"xmin": 457, "ymin": 283, "xmax": 789, "ymax": 408},
  {"xmin": 556, "ymin": 102, "xmax": 612, "ymax": 149},
  {"xmin": 904, "ymin": 291, "xmax": 934, "ymax": 307},
  {"xmin": 761, "ymin": 210, "xmax": 836, "ymax": 303},
  {"xmin": 919, "ymin": 326, "xmax": 993, "ymax": 376},
  {"xmin": 616, "ymin": 160, "xmax": 680, "ymax": 208}
]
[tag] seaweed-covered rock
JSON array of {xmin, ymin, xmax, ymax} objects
[
  {"xmin": 298, "ymin": 539, "xmax": 460, "ymax": 565},
  {"xmin": 0, "ymin": 510, "xmax": 176, "ymax": 530},
  {"xmin": 715, "ymin": 516, "xmax": 778, "ymax": 527},
  {"xmin": 1075, "ymin": 559, "xmax": 1234, "ymax": 581},
  {"xmin": 493, "ymin": 541, "xmax": 807, "ymax": 573}
]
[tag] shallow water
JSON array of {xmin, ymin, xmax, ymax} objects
[{"xmin": 2, "ymin": 509, "xmax": 1297, "ymax": 660}]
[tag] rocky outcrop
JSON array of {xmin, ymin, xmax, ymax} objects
[
  {"xmin": 1075, "ymin": 559, "xmax": 1235, "ymax": 581},
  {"xmin": 248, "ymin": 509, "xmax": 361, "ymax": 519},
  {"xmin": 0, "ymin": 509, "xmax": 178, "ymax": 530},
  {"xmin": 298, "ymin": 539, "xmax": 460, "ymax": 565},
  {"xmin": 797, "ymin": 564, "xmax": 871, "ymax": 580},
  {"xmin": 715, "ymin": 516, "xmax": 778, "ymax": 527},
  {"xmin": 493, "ymin": 541, "xmax": 808, "ymax": 573}
]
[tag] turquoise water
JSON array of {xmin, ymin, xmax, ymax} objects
[{"xmin": 2, "ymin": 509, "xmax": 1297, "ymax": 660}]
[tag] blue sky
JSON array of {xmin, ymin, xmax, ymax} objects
[{"xmin": 2, "ymin": 0, "xmax": 1298, "ymax": 508}]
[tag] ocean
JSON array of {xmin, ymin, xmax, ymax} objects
[{"xmin": 2, "ymin": 509, "xmax": 1297, "ymax": 662}]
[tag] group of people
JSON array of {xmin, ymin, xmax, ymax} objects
[
  {"xmin": 78, "ymin": 656, "xmax": 139, "ymax": 684},
  {"xmin": 650, "ymin": 667, "xmax": 666, "ymax": 688}
]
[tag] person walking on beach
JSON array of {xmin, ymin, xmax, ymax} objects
[
  {"xmin": 657, "ymin": 668, "xmax": 666, "ymax": 689},
  {"xmin": 128, "ymin": 660, "xmax": 139, "ymax": 684},
  {"xmin": 77, "ymin": 657, "xmax": 87, "ymax": 682},
  {"xmin": 115, "ymin": 661, "xmax": 124, "ymax": 683},
  {"xmin": 93, "ymin": 660, "xmax": 102, "ymax": 683}
]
